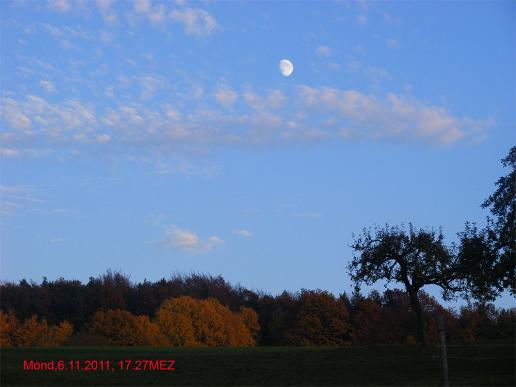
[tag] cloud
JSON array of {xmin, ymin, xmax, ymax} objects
[
  {"xmin": 96, "ymin": 0, "xmax": 117, "ymax": 23},
  {"xmin": 214, "ymin": 85, "xmax": 238, "ymax": 107},
  {"xmin": 290, "ymin": 211, "xmax": 321, "ymax": 218},
  {"xmin": 386, "ymin": 38, "xmax": 400, "ymax": 49},
  {"xmin": 1, "ymin": 97, "xmax": 32, "ymax": 131},
  {"xmin": 48, "ymin": 0, "xmax": 70, "ymax": 12},
  {"xmin": 0, "ymin": 83, "xmax": 489, "ymax": 156},
  {"xmin": 163, "ymin": 226, "xmax": 224, "ymax": 253},
  {"xmin": 96, "ymin": 134, "xmax": 111, "ymax": 143},
  {"xmin": 296, "ymin": 85, "xmax": 480, "ymax": 146},
  {"xmin": 316, "ymin": 45, "xmax": 331, "ymax": 57},
  {"xmin": 234, "ymin": 229, "xmax": 253, "ymax": 237},
  {"xmin": 170, "ymin": 8, "xmax": 216, "ymax": 36},
  {"xmin": 0, "ymin": 148, "xmax": 19, "ymax": 158},
  {"xmin": 134, "ymin": 0, "xmax": 166, "ymax": 24},
  {"xmin": 40, "ymin": 80, "xmax": 56, "ymax": 93},
  {"xmin": 0, "ymin": 185, "xmax": 41, "ymax": 216}
]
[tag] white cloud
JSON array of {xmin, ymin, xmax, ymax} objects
[
  {"xmin": 134, "ymin": 0, "xmax": 166, "ymax": 24},
  {"xmin": 0, "ymin": 83, "xmax": 489, "ymax": 155},
  {"xmin": 135, "ymin": 0, "xmax": 151, "ymax": 13},
  {"xmin": 1, "ymin": 97, "xmax": 32, "ymax": 131},
  {"xmin": 171, "ymin": 8, "xmax": 216, "ymax": 36},
  {"xmin": 243, "ymin": 89, "xmax": 286, "ymax": 111},
  {"xmin": 96, "ymin": 0, "xmax": 117, "ymax": 23},
  {"xmin": 316, "ymin": 45, "xmax": 331, "ymax": 57},
  {"xmin": 96, "ymin": 0, "xmax": 113, "ymax": 11},
  {"xmin": 48, "ymin": 0, "xmax": 70, "ymax": 12},
  {"xmin": 40, "ymin": 80, "xmax": 56, "ymax": 93},
  {"xmin": 296, "ymin": 86, "xmax": 476, "ymax": 146},
  {"xmin": 0, "ymin": 148, "xmax": 19, "ymax": 158},
  {"xmin": 96, "ymin": 134, "xmax": 111, "ymax": 143},
  {"xmin": 164, "ymin": 226, "xmax": 224, "ymax": 253},
  {"xmin": 214, "ymin": 86, "xmax": 238, "ymax": 107},
  {"xmin": 139, "ymin": 75, "xmax": 162, "ymax": 99},
  {"xmin": 234, "ymin": 229, "xmax": 253, "ymax": 237}
]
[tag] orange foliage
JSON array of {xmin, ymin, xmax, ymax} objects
[
  {"xmin": 288, "ymin": 290, "xmax": 350, "ymax": 345},
  {"xmin": 4, "ymin": 314, "xmax": 73, "ymax": 347},
  {"xmin": 90, "ymin": 309, "xmax": 169, "ymax": 346},
  {"xmin": 0, "ymin": 311, "xmax": 19, "ymax": 347},
  {"xmin": 155, "ymin": 296, "xmax": 256, "ymax": 347},
  {"xmin": 239, "ymin": 306, "xmax": 260, "ymax": 338}
]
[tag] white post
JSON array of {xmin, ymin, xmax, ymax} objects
[{"xmin": 437, "ymin": 314, "xmax": 449, "ymax": 387}]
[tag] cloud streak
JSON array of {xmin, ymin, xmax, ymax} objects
[{"xmin": 163, "ymin": 226, "xmax": 224, "ymax": 253}]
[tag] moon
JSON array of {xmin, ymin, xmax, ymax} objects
[{"xmin": 279, "ymin": 59, "xmax": 294, "ymax": 77}]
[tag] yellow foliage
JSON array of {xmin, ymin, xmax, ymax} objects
[
  {"xmin": 48, "ymin": 321, "xmax": 74, "ymax": 345},
  {"xmin": 13, "ymin": 315, "xmax": 73, "ymax": 347},
  {"xmin": 239, "ymin": 307, "xmax": 260, "ymax": 338},
  {"xmin": 155, "ymin": 296, "xmax": 257, "ymax": 347},
  {"xmin": 16, "ymin": 315, "xmax": 49, "ymax": 347}
]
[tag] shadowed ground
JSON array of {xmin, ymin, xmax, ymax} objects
[{"xmin": 1, "ymin": 342, "xmax": 514, "ymax": 386}]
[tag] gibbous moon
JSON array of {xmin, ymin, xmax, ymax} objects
[{"xmin": 279, "ymin": 59, "xmax": 294, "ymax": 77}]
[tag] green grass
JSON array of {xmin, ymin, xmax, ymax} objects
[{"xmin": 1, "ymin": 342, "xmax": 514, "ymax": 386}]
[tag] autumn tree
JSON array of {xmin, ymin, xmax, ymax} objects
[
  {"xmin": 13, "ymin": 315, "xmax": 73, "ymax": 347},
  {"xmin": 155, "ymin": 296, "xmax": 256, "ymax": 347},
  {"xmin": 351, "ymin": 296, "xmax": 386, "ymax": 344},
  {"xmin": 0, "ymin": 311, "xmax": 19, "ymax": 347},
  {"xmin": 349, "ymin": 224, "xmax": 462, "ymax": 346},
  {"xmin": 239, "ymin": 306, "xmax": 260, "ymax": 339},
  {"xmin": 89, "ymin": 309, "xmax": 168, "ymax": 346},
  {"xmin": 287, "ymin": 290, "xmax": 350, "ymax": 345}
]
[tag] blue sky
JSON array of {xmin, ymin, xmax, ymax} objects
[{"xmin": 0, "ymin": 0, "xmax": 514, "ymax": 307}]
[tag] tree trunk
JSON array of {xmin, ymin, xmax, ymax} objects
[{"xmin": 409, "ymin": 290, "xmax": 428, "ymax": 346}]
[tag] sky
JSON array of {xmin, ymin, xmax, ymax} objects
[{"xmin": 0, "ymin": 0, "xmax": 514, "ymax": 308}]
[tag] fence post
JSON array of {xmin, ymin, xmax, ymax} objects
[{"xmin": 437, "ymin": 313, "xmax": 449, "ymax": 387}]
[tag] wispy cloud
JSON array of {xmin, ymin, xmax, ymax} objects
[
  {"xmin": 163, "ymin": 226, "xmax": 224, "ymax": 253},
  {"xmin": 170, "ymin": 8, "xmax": 217, "ymax": 36},
  {"xmin": 234, "ymin": 229, "xmax": 253, "ymax": 237},
  {"xmin": 134, "ymin": 0, "xmax": 166, "ymax": 24},
  {"xmin": 214, "ymin": 85, "xmax": 238, "ymax": 108},
  {"xmin": 0, "ymin": 185, "xmax": 41, "ymax": 216},
  {"xmin": 316, "ymin": 45, "xmax": 331, "ymax": 57},
  {"xmin": 290, "ymin": 211, "xmax": 321, "ymax": 219},
  {"xmin": 386, "ymin": 37, "xmax": 400, "ymax": 49},
  {"xmin": 40, "ymin": 80, "xmax": 56, "ymax": 93},
  {"xmin": 48, "ymin": 0, "xmax": 70, "ymax": 12}
]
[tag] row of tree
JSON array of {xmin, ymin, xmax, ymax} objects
[
  {"xmin": 0, "ymin": 312, "xmax": 73, "ymax": 347},
  {"xmin": 1, "ymin": 275, "xmax": 513, "ymax": 347},
  {"xmin": 1, "ymin": 296, "xmax": 259, "ymax": 347}
]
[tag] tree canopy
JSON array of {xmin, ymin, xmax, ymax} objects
[
  {"xmin": 458, "ymin": 146, "xmax": 515, "ymax": 299},
  {"xmin": 348, "ymin": 224, "xmax": 462, "ymax": 345}
]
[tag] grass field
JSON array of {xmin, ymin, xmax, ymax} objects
[{"xmin": 1, "ymin": 342, "xmax": 514, "ymax": 386}]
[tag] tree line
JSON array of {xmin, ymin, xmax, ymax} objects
[{"xmin": 0, "ymin": 271, "xmax": 513, "ymax": 347}]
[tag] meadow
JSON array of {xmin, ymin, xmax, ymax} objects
[{"xmin": 1, "ymin": 342, "xmax": 514, "ymax": 386}]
